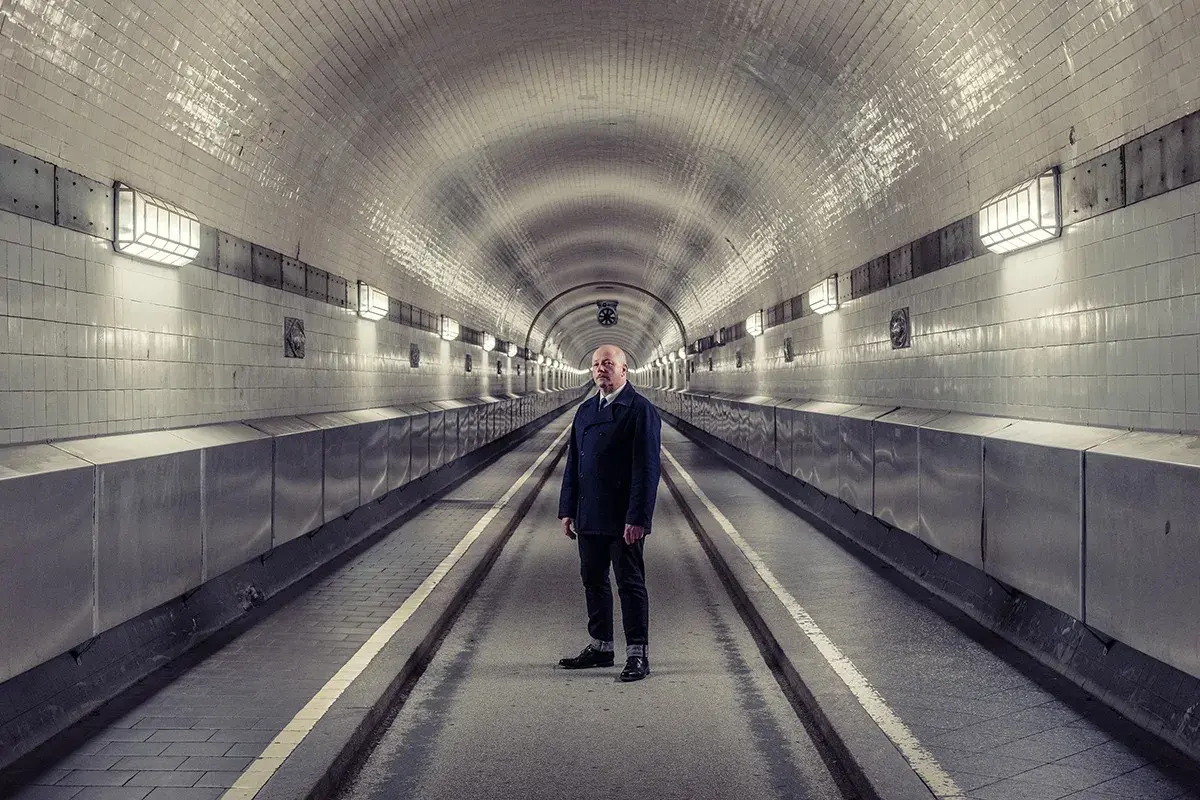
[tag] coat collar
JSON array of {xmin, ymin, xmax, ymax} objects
[
  {"xmin": 584, "ymin": 382, "xmax": 638, "ymax": 424},
  {"xmin": 597, "ymin": 381, "xmax": 636, "ymax": 408}
]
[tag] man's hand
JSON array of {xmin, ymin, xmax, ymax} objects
[
  {"xmin": 561, "ymin": 517, "xmax": 576, "ymax": 539},
  {"xmin": 623, "ymin": 524, "xmax": 645, "ymax": 545}
]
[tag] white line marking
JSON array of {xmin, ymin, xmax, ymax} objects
[
  {"xmin": 221, "ymin": 424, "xmax": 571, "ymax": 800},
  {"xmin": 662, "ymin": 444, "xmax": 964, "ymax": 800}
]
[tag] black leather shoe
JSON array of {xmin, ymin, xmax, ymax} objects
[
  {"xmin": 559, "ymin": 645, "xmax": 615, "ymax": 669},
  {"xmin": 619, "ymin": 656, "xmax": 650, "ymax": 682}
]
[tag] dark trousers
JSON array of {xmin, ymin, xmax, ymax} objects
[{"xmin": 577, "ymin": 534, "xmax": 648, "ymax": 646}]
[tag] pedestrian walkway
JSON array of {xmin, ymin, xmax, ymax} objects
[
  {"xmin": 660, "ymin": 425, "xmax": 1200, "ymax": 800},
  {"xmin": 332, "ymin": 459, "xmax": 847, "ymax": 800},
  {"xmin": 0, "ymin": 415, "xmax": 573, "ymax": 800}
]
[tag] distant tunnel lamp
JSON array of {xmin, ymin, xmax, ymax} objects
[
  {"xmin": 537, "ymin": 354, "xmax": 545, "ymax": 365},
  {"xmin": 483, "ymin": 333, "xmax": 496, "ymax": 351},
  {"xmin": 677, "ymin": 347, "xmax": 686, "ymax": 359},
  {"xmin": 979, "ymin": 168, "xmax": 1060, "ymax": 254},
  {"xmin": 357, "ymin": 281, "xmax": 388, "ymax": 321},
  {"xmin": 113, "ymin": 183, "xmax": 200, "ymax": 266},
  {"xmin": 745, "ymin": 311, "xmax": 764, "ymax": 337},
  {"xmin": 809, "ymin": 275, "xmax": 839, "ymax": 315},
  {"xmin": 506, "ymin": 342, "xmax": 518, "ymax": 358},
  {"xmin": 440, "ymin": 315, "xmax": 460, "ymax": 341}
]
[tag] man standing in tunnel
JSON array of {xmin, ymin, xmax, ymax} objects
[{"xmin": 558, "ymin": 344, "xmax": 662, "ymax": 682}]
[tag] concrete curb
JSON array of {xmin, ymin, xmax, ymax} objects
[
  {"xmin": 253, "ymin": 432, "xmax": 569, "ymax": 800},
  {"xmin": 661, "ymin": 461, "xmax": 937, "ymax": 800}
]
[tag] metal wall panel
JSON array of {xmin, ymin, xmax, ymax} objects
[
  {"xmin": 743, "ymin": 397, "xmax": 776, "ymax": 463},
  {"xmin": 888, "ymin": 244, "xmax": 913, "ymax": 284},
  {"xmin": 58, "ymin": 433, "xmax": 205, "ymax": 635},
  {"xmin": 386, "ymin": 413, "xmax": 413, "ymax": 489},
  {"xmin": 0, "ymin": 446, "xmax": 95, "ymax": 683},
  {"xmin": 983, "ymin": 421, "xmax": 1122, "ymax": 620},
  {"xmin": 407, "ymin": 408, "xmax": 431, "ymax": 478},
  {"xmin": 874, "ymin": 408, "xmax": 947, "ymax": 534},
  {"xmin": 917, "ymin": 414, "xmax": 1012, "ymax": 567},
  {"xmin": 299, "ymin": 413, "xmax": 362, "ymax": 522},
  {"xmin": 251, "ymin": 245, "xmax": 282, "ymax": 289},
  {"xmin": 172, "ymin": 424, "xmax": 273, "ymax": 581},
  {"xmin": 774, "ymin": 400, "xmax": 806, "ymax": 474},
  {"xmin": 55, "ymin": 168, "xmax": 113, "ymax": 239},
  {"xmin": 838, "ymin": 405, "xmax": 896, "ymax": 514},
  {"xmin": 940, "ymin": 215, "xmax": 979, "ymax": 267},
  {"xmin": 328, "ymin": 274, "xmax": 351, "ymax": 308},
  {"xmin": 1062, "ymin": 150, "xmax": 1125, "ymax": 226},
  {"xmin": 218, "ymin": 234, "xmax": 253, "ymax": 281},
  {"xmin": 281, "ymin": 256, "xmax": 306, "ymax": 294},
  {"xmin": 426, "ymin": 406, "xmax": 447, "ymax": 470},
  {"xmin": 305, "ymin": 264, "xmax": 329, "ymax": 301},
  {"xmin": 247, "ymin": 416, "xmax": 323, "ymax": 546},
  {"xmin": 0, "ymin": 145, "xmax": 55, "ymax": 223},
  {"xmin": 1125, "ymin": 110, "xmax": 1199, "ymax": 203},
  {"xmin": 1085, "ymin": 433, "xmax": 1200, "ymax": 678},
  {"xmin": 344, "ymin": 410, "xmax": 391, "ymax": 503},
  {"xmin": 809, "ymin": 410, "xmax": 842, "ymax": 495}
]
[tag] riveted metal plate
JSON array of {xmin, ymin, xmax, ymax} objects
[
  {"xmin": 940, "ymin": 215, "xmax": 977, "ymax": 267},
  {"xmin": 251, "ymin": 245, "xmax": 282, "ymax": 289},
  {"xmin": 218, "ymin": 233, "xmax": 253, "ymax": 280},
  {"xmin": 328, "ymin": 274, "xmax": 350, "ymax": 308},
  {"xmin": 888, "ymin": 244, "xmax": 912, "ymax": 284},
  {"xmin": 912, "ymin": 230, "xmax": 942, "ymax": 277},
  {"xmin": 305, "ymin": 264, "xmax": 329, "ymax": 301},
  {"xmin": 54, "ymin": 168, "xmax": 113, "ymax": 239},
  {"xmin": 281, "ymin": 256, "xmax": 305, "ymax": 294},
  {"xmin": 1125, "ymin": 110, "xmax": 1198, "ymax": 204},
  {"xmin": 850, "ymin": 265, "xmax": 871, "ymax": 299},
  {"xmin": 868, "ymin": 255, "xmax": 889, "ymax": 292},
  {"xmin": 837, "ymin": 272, "xmax": 852, "ymax": 305},
  {"xmin": 1062, "ymin": 149, "xmax": 1125, "ymax": 225},
  {"xmin": 388, "ymin": 296, "xmax": 403, "ymax": 323},
  {"xmin": 0, "ymin": 145, "xmax": 55, "ymax": 223},
  {"xmin": 195, "ymin": 225, "xmax": 220, "ymax": 270}
]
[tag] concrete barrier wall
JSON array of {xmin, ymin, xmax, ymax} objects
[
  {"xmin": 645, "ymin": 387, "xmax": 1200, "ymax": 681},
  {"xmin": 0, "ymin": 388, "xmax": 585, "ymax": 685}
]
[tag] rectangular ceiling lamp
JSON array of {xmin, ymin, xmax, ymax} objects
[
  {"xmin": 440, "ymin": 315, "xmax": 460, "ymax": 341},
  {"xmin": 483, "ymin": 333, "xmax": 496, "ymax": 351},
  {"xmin": 506, "ymin": 342, "xmax": 518, "ymax": 357},
  {"xmin": 745, "ymin": 310, "xmax": 764, "ymax": 337},
  {"xmin": 979, "ymin": 168, "xmax": 1060, "ymax": 254},
  {"xmin": 357, "ymin": 281, "xmax": 388, "ymax": 321},
  {"xmin": 809, "ymin": 275, "xmax": 839, "ymax": 315},
  {"xmin": 113, "ymin": 183, "xmax": 200, "ymax": 266}
]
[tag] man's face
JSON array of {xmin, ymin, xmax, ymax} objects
[{"xmin": 592, "ymin": 347, "xmax": 627, "ymax": 393}]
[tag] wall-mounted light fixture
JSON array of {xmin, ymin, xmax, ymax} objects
[
  {"xmin": 745, "ymin": 310, "xmax": 764, "ymax": 337},
  {"xmin": 537, "ymin": 353, "xmax": 545, "ymax": 365},
  {"xmin": 676, "ymin": 347, "xmax": 686, "ymax": 359},
  {"xmin": 440, "ymin": 315, "xmax": 460, "ymax": 341},
  {"xmin": 356, "ymin": 281, "xmax": 388, "ymax": 321},
  {"xmin": 482, "ymin": 333, "xmax": 496, "ymax": 351},
  {"xmin": 809, "ymin": 275, "xmax": 839, "ymax": 315},
  {"xmin": 113, "ymin": 183, "xmax": 201, "ymax": 266},
  {"xmin": 979, "ymin": 168, "xmax": 1060, "ymax": 254},
  {"xmin": 506, "ymin": 342, "xmax": 518, "ymax": 358}
]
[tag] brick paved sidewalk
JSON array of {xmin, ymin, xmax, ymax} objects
[{"xmin": 1, "ymin": 415, "xmax": 572, "ymax": 800}]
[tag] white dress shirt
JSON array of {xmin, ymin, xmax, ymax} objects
[{"xmin": 598, "ymin": 381, "xmax": 627, "ymax": 408}]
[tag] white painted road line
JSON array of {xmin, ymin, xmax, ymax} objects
[
  {"xmin": 662, "ymin": 445, "xmax": 965, "ymax": 800},
  {"xmin": 221, "ymin": 425, "xmax": 572, "ymax": 800}
]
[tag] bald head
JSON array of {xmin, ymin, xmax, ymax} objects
[{"xmin": 591, "ymin": 345, "xmax": 628, "ymax": 394}]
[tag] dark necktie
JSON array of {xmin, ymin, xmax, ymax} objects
[{"xmin": 599, "ymin": 396, "xmax": 609, "ymax": 410}]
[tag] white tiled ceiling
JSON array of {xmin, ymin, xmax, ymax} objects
[{"xmin": 0, "ymin": 0, "xmax": 1196, "ymax": 364}]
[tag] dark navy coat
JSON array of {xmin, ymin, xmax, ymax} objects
[{"xmin": 557, "ymin": 383, "xmax": 662, "ymax": 536}]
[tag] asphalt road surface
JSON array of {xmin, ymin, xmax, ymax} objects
[{"xmin": 334, "ymin": 460, "xmax": 849, "ymax": 800}]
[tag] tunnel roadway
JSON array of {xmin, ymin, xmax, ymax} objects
[{"xmin": 331, "ymin": 453, "xmax": 850, "ymax": 800}]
